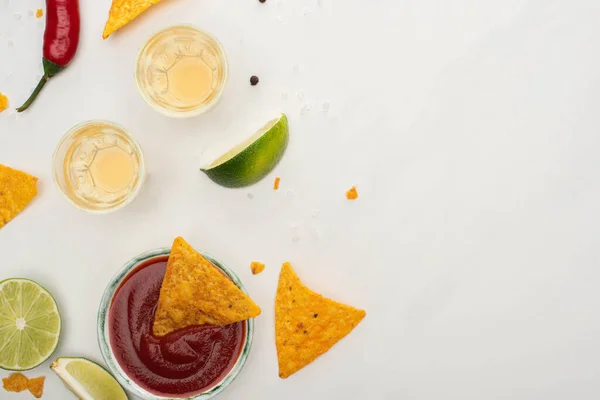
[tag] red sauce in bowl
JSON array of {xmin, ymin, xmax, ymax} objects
[{"xmin": 108, "ymin": 256, "xmax": 245, "ymax": 397}]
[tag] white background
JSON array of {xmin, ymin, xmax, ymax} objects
[{"xmin": 2, "ymin": 0, "xmax": 600, "ymax": 399}]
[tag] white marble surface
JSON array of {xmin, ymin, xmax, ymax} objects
[{"xmin": 2, "ymin": 0, "xmax": 600, "ymax": 399}]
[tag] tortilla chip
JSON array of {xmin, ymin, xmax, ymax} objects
[
  {"xmin": 0, "ymin": 164, "xmax": 38, "ymax": 228},
  {"xmin": 275, "ymin": 262, "xmax": 366, "ymax": 378},
  {"xmin": 27, "ymin": 376, "xmax": 45, "ymax": 398},
  {"xmin": 103, "ymin": 0, "xmax": 162, "ymax": 39},
  {"xmin": 2, "ymin": 373, "xmax": 28, "ymax": 392},
  {"xmin": 251, "ymin": 261, "xmax": 265, "ymax": 275},
  {"xmin": 0, "ymin": 93, "xmax": 8, "ymax": 112},
  {"xmin": 153, "ymin": 237, "xmax": 262, "ymax": 336}
]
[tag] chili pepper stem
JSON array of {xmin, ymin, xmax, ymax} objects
[
  {"xmin": 17, "ymin": 59, "xmax": 64, "ymax": 113},
  {"xmin": 16, "ymin": 75, "xmax": 49, "ymax": 113}
]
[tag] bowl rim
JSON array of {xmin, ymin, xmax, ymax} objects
[{"xmin": 97, "ymin": 247, "xmax": 254, "ymax": 400}]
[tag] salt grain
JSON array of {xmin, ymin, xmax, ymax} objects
[
  {"xmin": 310, "ymin": 228, "xmax": 323, "ymax": 241},
  {"xmin": 291, "ymin": 225, "xmax": 301, "ymax": 243},
  {"xmin": 300, "ymin": 104, "xmax": 312, "ymax": 114}
]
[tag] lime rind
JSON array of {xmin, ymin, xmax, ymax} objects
[
  {"xmin": 202, "ymin": 114, "xmax": 289, "ymax": 188},
  {"xmin": 205, "ymin": 115, "xmax": 284, "ymax": 168},
  {"xmin": 0, "ymin": 278, "xmax": 61, "ymax": 371}
]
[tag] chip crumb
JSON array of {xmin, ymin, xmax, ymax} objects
[
  {"xmin": 0, "ymin": 93, "xmax": 8, "ymax": 112},
  {"xmin": 27, "ymin": 376, "xmax": 45, "ymax": 398},
  {"xmin": 36, "ymin": 9, "xmax": 44, "ymax": 18},
  {"xmin": 346, "ymin": 186, "xmax": 358, "ymax": 200},
  {"xmin": 273, "ymin": 176, "xmax": 281, "ymax": 190},
  {"xmin": 251, "ymin": 261, "xmax": 265, "ymax": 275},
  {"xmin": 2, "ymin": 373, "xmax": 28, "ymax": 392}
]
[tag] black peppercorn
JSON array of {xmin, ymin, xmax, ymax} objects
[{"xmin": 250, "ymin": 76, "xmax": 259, "ymax": 86}]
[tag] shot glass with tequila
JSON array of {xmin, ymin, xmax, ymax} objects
[
  {"xmin": 53, "ymin": 120, "xmax": 146, "ymax": 214},
  {"xmin": 135, "ymin": 25, "xmax": 229, "ymax": 118}
]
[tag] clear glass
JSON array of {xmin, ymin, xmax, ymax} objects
[
  {"xmin": 52, "ymin": 120, "xmax": 146, "ymax": 214},
  {"xmin": 97, "ymin": 248, "xmax": 254, "ymax": 400},
  {"xmin": 135, "ymin": 25, "xmax": 229, "ymax": 118}
]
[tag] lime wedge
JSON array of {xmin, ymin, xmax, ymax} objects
[
  {"xmin": 51, "ymin": 357, "xmax": 128, "ymax": 400},
  {"xmin": 201, "ymin": 113, "xmax": 289, "ymax": 188},
  {"xmin": 0, "ymin": 278, "xmax": 61, "ymax": 370}
]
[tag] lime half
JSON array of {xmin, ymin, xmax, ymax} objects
[
  {"xmin": 0, "ymin": 278, "xmax": 61, "ymax": 370},
  {"xmin": 201, "ymin": 113, "xmax": 289, "ymax": 188},
  {"xmin": 51, "ymin": 357, "xmax": 128, "ymax": 400}
]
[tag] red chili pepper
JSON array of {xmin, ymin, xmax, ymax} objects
[{"xmin": 17, "ymin": 0, "xmax": 80, "ymax": 112}]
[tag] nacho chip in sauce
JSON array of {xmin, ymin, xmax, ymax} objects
[{"xmin": 153, "ymin": 237, "xmax": 261, "ymax": 336}]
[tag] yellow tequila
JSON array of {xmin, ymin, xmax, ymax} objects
[
  {"xmin": 135, "ymin": 25, "xmax": 228, "ymax": 117},
  {"xmin": 53, "ymin": 121, "xmax": 146, "ymax": 213}
]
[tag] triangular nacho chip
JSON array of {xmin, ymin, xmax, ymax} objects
[
  {"xmin": 153, "ymin": 237, "xmax": 261, "ymax": 336},
  {"xmin": 0, "ymin": 165, "xmax": 38, "ymax": 229},
  {"xmin": 275, "ymin": 262, "xmax": 366, "ymax": 378},
  {"xmin": 103, "ymin": 0, "xmax": 162, "ymax": 39}
]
